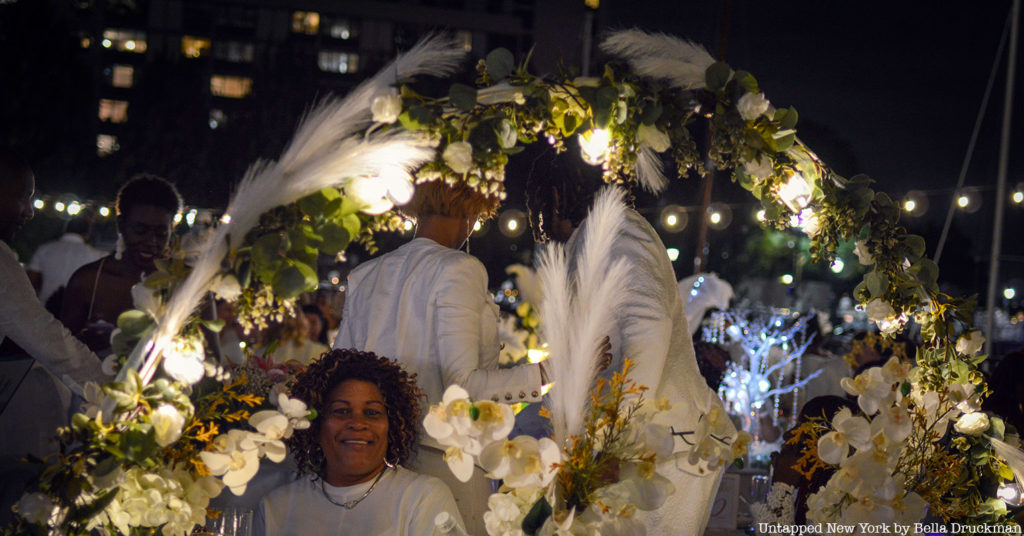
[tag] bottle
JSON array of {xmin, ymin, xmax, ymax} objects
[{"xmin": 431, "ymin": 512, "xmax": 468, "ymax": 536}]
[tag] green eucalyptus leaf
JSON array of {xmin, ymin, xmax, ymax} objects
[
  {"xmin": 117, "ymin": 309, "xmax": 154, "ymax": 337},
  {"xmin": 272, "ymin": 261, "xmax": 319, "ymax": 299},
  {"xmin": 705, "ymin": 61, "xmax": 732, "ymax": 91},
  {"xmin": 987, "ymin": 416, "xmax": 1006, "ymax": 441},
  {"xmin": 320, "ymin": 222, "xmax": 352, "ymax": 254},
  {"xmin": 297, "ymin": 190, "xmax": 331, "ymax": 219},
  {"xmin": 521, "ymin": 496, "xmax": 553, "ymax": 536},
  {"xmin": 342, "ymin": 213, "xmax": 361, "ymax": 240},
  {"xmin": 253, "ymin": 233, "xmax": 287, "ymax": 267},
  {"xmin": 640, "ymin": 101, "xmax": 663, "ymax": 125},
  {"xmin": 903, "ymin": 235, "xmax": 927, "ymax": 260},
  {"xmin": 121, "ymin": 429, "xmax": 158, "ymax": 463},
  {"xmin": 486, "ymin": 48, "xmax": 515, "ymax": 80},
  {"xmin": 200, "ymin": 318, "xmax": 225, "ymax": 333},
  {"xmin": 449, "ymin": 83, "xmax": 478, "ymax": 112},
  {"xmin": 733, "ymin": 71, "xmax": 758, "ymax": 93},
  {"xmin": 238, "ymin": 260, "xmax": 252, "ymax": 288},
  {"xmin": 865, "ymin": 272, "xmax": 888, "ymax": 297}
]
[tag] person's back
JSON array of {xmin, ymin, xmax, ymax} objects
[{"xmin": 27, "ymin": 217, "xmax": 105, "ymax": 304}]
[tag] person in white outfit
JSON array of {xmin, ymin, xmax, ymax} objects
[
  {"xmin": 526, "ymin": 153, "xmax": 737, "ymax": 536},
  {"xmin": 26, "ymin": 215, "xmax": 105, "ymax": 307},
  {"xmin": 256, "ymin": 349, "xmax": 464, "ymax": 536},
  {"xmin": 0, "ymin": 149, "xmax": 108, "ymax": 524},
  {"xmin": 333, "ymin": 180, "xmax": 547, "ymax": 534}
]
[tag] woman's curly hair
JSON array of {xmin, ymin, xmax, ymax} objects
[{"xmin": 286, "ymin": 348, "xmax": 425, "ymax": 476}]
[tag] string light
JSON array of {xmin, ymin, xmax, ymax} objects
[
  {"xmin": 780, "ymin": 274, "xmax": 794, "ymax": 285},
  {"xmin": 54, "ymin": 201, "xmax": 66, "ymax": 212},
  {"xmin": 666, "ymin": 247, "xmax": 680, "ymax": 261},
  {"xmin": 755, "ymin": 209, "xmax": 766, "ymax": 222},
  {"xmin": 1005, "ymin": 288, "xmax": 1016, "ymax": 300},
  {"xmin": 98, "ymin": 206, "xmax": 110, "ymax": 217},
  {"xmin": 578, "ymin": 128, "xmax": 611, "ymax": 165},
  {"xmin": 33, "ymin": 199, "xmax": 44, "ymax": 210},
  {"xmin": 957, "ymin": 195, "xmax": 969, "ymax": 208},
  {"xmin": 1013, "ymin": 191, "xmax": 1023, "ymax": 204},
  {"xmin": 831, "ymin": 258, "xmax": 844, "ymax": 273}
]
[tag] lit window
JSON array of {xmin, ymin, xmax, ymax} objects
[
  {"xmin": 182, "ymin": 36, "xmax": 211, "ymax": 58},
  {"xmin": 98, "ymin": 99, "xmax": 129, "ymax": 123},
  {"xmin": 102, "ymin": 29, "xmax": 147, "ymax": 53},
  {"xmin": 97, "ymin": 134, "xmax": 120, "ymax": 156},
  {"xmin": 292, "ymin": 11, "xmax": 319, "ymax": 34},
  {"xmin": 456, "ymin": 30, "xmax": 472, "ymax": 52},
  {"xmin": 213, "ymin": 41, "xmax": 255, "ymax": 63},
  {"xmin": 328, "ymin": 19, "xmax": 352, "ymax": 39},
  {"xmin": 210, "ymin": 75, "xmax": 252, "ymax": 98},
  {"xmin": 111, "ymin": 65, "xmax": 134, "ymax": 88},
  {"xmin": 318, "ymin": 51, "xmax": 358, "ymax": 74}
]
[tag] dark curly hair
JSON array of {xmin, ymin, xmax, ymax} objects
[
  {"xmin": 287, "ymin": 348, "xmax": 424, "ymax": 477},
  {"xmin": 115, "ymin": 173, "xmax": 183, "ymax": 222}
]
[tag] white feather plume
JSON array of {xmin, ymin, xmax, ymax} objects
[
  {"xmin": 635, "ymin": 146, "xmax": 668, "ymax": 194},
  {"xmin": 991, "ymin": 437, "xmax": 1024, "ymax": 489},
  {"xmin": 539, "ymin": 186, "xmax": 633, "ymax": 446},
  {"xmin": 601, "ymin": 29, "xmax": 715, "ymax": 90},
  {"xmin": 130, "ymin": 35, "xmax": 464, "ymax": 385}
]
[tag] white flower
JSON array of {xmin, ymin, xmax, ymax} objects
[
  {"xmin": 854, "ymin": 240, "xmax": 874, "ymax": 266},
  {"xmin": 371, "ymin": 89, "xmax": 402, "ymax": 124},
  {"xmin": 497, "ymin": 315, "xmax": 528, "ymax": 366},
  {"xmin": 150, "ymin": 404, "xmax": 186, "ymax": 447},
  {"xmin": 276, "ymin": 393, "xmax": 312, "ymax": 430},
  {"xmin": 443, "ymin": 141, "xmax": 474, "ymax": 174},
  {"xmin": 345, "ymin": 176, "xmax": 393, "ymax": 215},
  {"xmin": 212, "ymin": 274, "xmax": 242, "ymax": 302},
  {"xmin": 742, "ymin": 155, "xmax": 773, "ymax": 180},
  {"xmin": 893, "ymin": 491, "xmax": 928, "ymax": 525},
  {"xmin": 840, "ymin": 367, "xmax": 895, "ymax": 415},
  {"xmin": 794, "ymin": 208, "xmax": 820, "ymax": 237},
  {"xmin": 817, "ymin": 407, "xmax": 872, "ymax": 464},
  {"xmin": 880, "ymin": 356, "xmax": 911, "ymax": 384},
  {"xmin": 13, "ymin": 492, "xmax": 59, "ymax": 526},
  {"xmin": 248, "ymin": 410, "xmax": 290, "ymax": 462},
  {"xmin": 199, "ymin": 429, "xmax": 262, "ymax": 495},
  {"xmin": 162, "ymin": 339, "xmax": 206, "ymax": 385},
  {"xmin": 378, "ymin": 167, "xmax": 415, "ymax": 206},
  {"xmin": 82, "ymin": 381, "xmax": 106, "ymax": 418},
  {"xmin": 956, "ymin": 330, "xmax": 985, "ymax": 356},
  {"xmin": 737, "ymin": 92, "xmax": 770, "ymax": 121},
  {"xmin": 873, "ymin": 404, "xmax": 913, "ymax": 445},
  {"xmin": 865, "ymin": 299, "xmax": 898, "ymax": 332},
  {"xmin": 954, "ymin": 411, "xmax": 990, "ymax": 436},
  {"xmin": 636, "ymin": 123, "xmax": 671, "ymax": 153},
  {"xmin": 497, "ymin": 119, "xmax": 518, "ymax": 149},
  {"xmin": 102, "ymin": 351, "xmax": 121, "ymax": 376},
  {"xmin": 479, "ymin": 436, "xmax": 561, "ymax": 488},
  {"xmin": 947, "ymin": 382, "xmax": 982, "ymax": 414},
  {"xmin": 443, "ymin": 445, "xmax": 476, "ymax": 483}
]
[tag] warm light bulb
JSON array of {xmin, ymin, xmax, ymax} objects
[
  {"xmin": 101, "ymin": 39, "xmax": 112, "ymax": 48},
  {"xmin": 67, "ymin": 201, "xmax": 81, "ymax": 215},
  {"xmin": 1014, "ymin": 191, "xmax": 1024, "ymax": 204},
  {"xmin": 473, "ymin": 220, "xmax": 482, "ymax": 232},
  {"xmin": 666, "ymin": 214, "xmax": 678, "ymax": 227},
  {"xmin": 54, "ymin": 201, "xmax": 66, "ymax": 212},
  {"xmin": 403, "ymin": 219, "xmax": 414, "ymax": 231},
  {"xmin": 33, "ymin": 199, "xmax": 44, "ymax": 210},
  {"xmin": 958, "ymin": 195, "xmax": 970, "ymax": 208},
  {"xmin": 755, "ymin": 209, "xmax": 766, "ymax": 222},
  {"xmin": 666, "ymin": 247, "xmax": 680, "ymax": 261},
  {"xmin": 778, "ymin": 172, "xmax": 812, "ymax": 212},
  {"xmin": 831, "ymin": 259, "xmax": 845, "ymax": 273},
  {"xmin": 507, "ymin": 219, "xmax": 519, "ymax": 231},
  {"xmin": 1005, "ymin": 288, "xmax": 1017, "ymax": 300},
  {"xmin": 578, "ymin": 128, "xmax": 611, "ymax": 165},
  {"xmin": 709, "ymin": 212, "xmax": 722, "ymax": 225},
  {"xmin": 99, "ymin": 206, "xmax": 110, "ymax": 217},
  {"xmin": 780, "ymin": 274, "xmax": 794, "ymax": 285},
  {"xmin": 903, "ymin": 199, "xmax": 916, "ymax": 212}
]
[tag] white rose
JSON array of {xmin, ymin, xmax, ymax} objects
[
  {"xmin": 497, "ymin": 119, "xmax": 518, "ymax": 149},
  {"xmin": 743, "ymin": 155, "xmax": 773, "ymax": 180},
  {"xmin": 854, "ymin": 239, "xmax": 874, "ymax": 266},
  {"xmin": 150, "ymin": 404, "xmax": 186, "ymax": 447},
  {"xmin": 13, "ymin": 492, "xmax": 58, "ymax": 526},
  {"xmin": 954, "ymin": 412, "xmax": 990, "ymax": 436},
  {"xmin": 955, "ymin": 330, "xmax": 985, "ymax": 356},
  {"xmin": 737, "ymin": 92, "xmax": 770, "ymax": 121},
  {"xmin": 636, "ymin": 123, "xmax": 671, "ymax": 153},
  {"xmin": 443, "ymin": 141, "xmax": 474, "ymax": 174},
  {"xmin": 212, "ymin": 274, "xmax": 242, "ymax": 302},
  {"xmin": 370, "ymin": 89, "xmax": 402, "ymax": 124},
  {"xmin": 865, "ymin": 299, "xmax": 896, "ymax": 324}
]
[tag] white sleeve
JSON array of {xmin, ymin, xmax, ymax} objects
[
  {"xmin": 434, "ymin": 256, "xmax": 543, "ymax": 404},
  {"xmin": 0, "ymin": 251, "xmax": 107, "ymax": 388}
]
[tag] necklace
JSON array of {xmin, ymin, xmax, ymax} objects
[{"xmin": 319, "ymin": 468, "xmax": 389, "ymax": 510}]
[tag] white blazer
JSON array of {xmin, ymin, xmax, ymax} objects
[{"xmin": 334, "ymin": 238, "xmax": 543, "ymax": 409}]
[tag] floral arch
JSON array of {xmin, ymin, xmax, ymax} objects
[{"xmin": 8, "ymin": 30, "xmax": 1021, "ymax": 534}]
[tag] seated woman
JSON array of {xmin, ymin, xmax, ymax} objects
[{"xmin": 255, "ymin": 348, "xmax": 465, "ymax": 536}]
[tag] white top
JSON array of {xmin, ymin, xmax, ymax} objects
[
  {"xmin": 0, "ymin": 241, "xmax": 107, "ymax": 389},
  {"xmin": 334, "ymin": 238, "xmax": 543, "ymax": 409},
  {"xmin": 254, "ymin": 467, "xmax": 464, "ymax": 536},
  {"xmin": 27, "ymin": 233, "xmax": 106, "ymax": 304},
  {"xmin": 566, "ymin": 208, "xmax": 733, "ymax": 535}
]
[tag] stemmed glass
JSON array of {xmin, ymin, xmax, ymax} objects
[{"xmin": 201, "ymin": 508, "xmax": 253, "ymax": 536}]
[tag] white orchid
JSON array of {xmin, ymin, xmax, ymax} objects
[
  {"xmin": 371, "ymin": 89, "xmax": 402, "ymax": 124},
  {"xmin": 424, "ymin": 385, "xmax": 516, "ymax": 482},
  {"xmin": 131, "ymin": 282, "xmax": 163, "ymax": 318},
  {"xmin": 736, "ymin": 92, "xmax": 770, "ymax": 121},
  {"xmin": 479, "ymin": 435, "xmax": 561, "ymax": 488},
  {"xmin": 954, "ymin": 411, "xmax": 991, "ymax": 436},
  {"xmin": 871, "ymin": 404, "xmax": 913, "ymax": 446},
  {"xmin": 840, "ymin": 367, "xmax": 895, "ymax": 415},
  {"xmin": 497, "ymin": 119, "xmax": 518, "ymax": 149},
  {"xmin": 865, "ymin": 299, "xmax": 905, "ymax": 335},
  {"xmin": 854, "ymin": 239, "xmax": 874, "ymax": 266},
  {"xmin": 199, "ymin": 429, "xmax": 262, "ymax": 495},
  {"xmin": 955, "ymin": 330, "xmax": 985, "ymax": 356},
  {"xmin": 150, "ymin": 404, "xmax": 186, "ymax": 447},
  {"xmin": 443, "ymin": 141, "xmax": 474, "ymax": 174},
  {"xmin": 636, "ymin": 123, "xmax": 671, "ymax": 152},
  {"xmin": 817, "ymin": 407, "xmax": 872, "ymax": 464},
  {"xmin": 275, "ymin": 392, "xmax": 312, "ymax": 431},
  {"xmin": 947, "ymin": 382, "xmax": 982, "ymax": 414}
]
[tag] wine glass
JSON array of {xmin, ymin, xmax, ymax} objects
[{"xmin": 203, "ymin": 508, "xmax": 253, "ymax": 536}]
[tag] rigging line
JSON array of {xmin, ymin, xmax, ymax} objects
[{"xmin": 933, "ymin": 11, "xmax": 1012, "ymax": 265}]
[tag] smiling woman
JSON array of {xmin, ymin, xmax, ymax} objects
[{"xmin": 255, "ymin": 349, "xmax": 466, "ymax": 536}]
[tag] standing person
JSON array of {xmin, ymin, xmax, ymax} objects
[
  {"xmin": 0, "ymin": 149, "xmax": 108, "ymax": 522},
  {"xmin": 333, "ymin": 180, "xmax": 546, "ymax": 533},
  {"xmin": 525, "ymin": 150, "xmax": 737, "ymax": 536},
  {"xmin": 60, "ymin": 174, "xmax": 181, "ymax": 353},
  {"xmin": 26, "ymin": 215, "xmax": 106, "ymax": 307}
]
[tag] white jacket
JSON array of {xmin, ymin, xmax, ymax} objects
[{"xmin": 334, "ymin": 238, "xmax": 543, "ymax": 409}]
